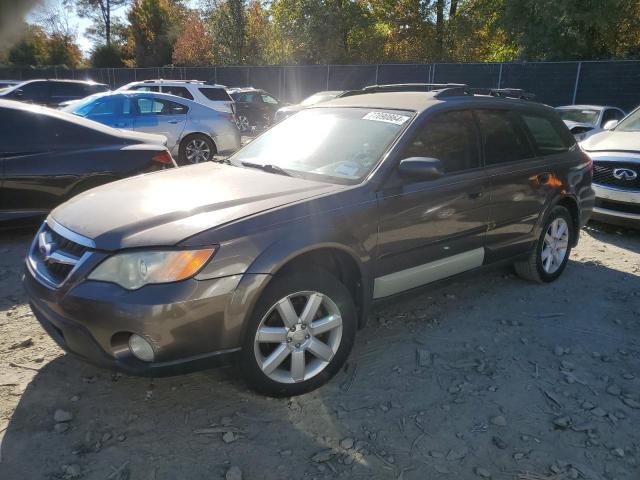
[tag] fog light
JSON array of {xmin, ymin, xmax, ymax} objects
[{"xmin": 129, "ymin": 334, "xmax": 155, "ymax": 362}]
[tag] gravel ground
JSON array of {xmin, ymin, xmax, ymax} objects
[{"xmin": 1, "ymin": 222, "xmax": 639, "ymax": 480}]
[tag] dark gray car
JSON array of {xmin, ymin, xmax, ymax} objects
[{"xmin": 23, "ymin": 85, "xmax": 595, "ymax": 396}]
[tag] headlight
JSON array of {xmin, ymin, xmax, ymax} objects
[{"xmin": 88, "ymin": 248, "xmax": 216, "ymax": 290}]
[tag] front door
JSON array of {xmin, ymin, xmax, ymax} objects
[
  {"xmin": 375, "ymin": 109, "xmax": 491, "ymax": 299},
  {"xmin": 132, "ymin": 97, "xmax": 187, "ymax": 150}
]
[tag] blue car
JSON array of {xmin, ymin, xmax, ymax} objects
[{"xmin": 64, "ymin": 91, "xmax": 241, "ymax": 165}]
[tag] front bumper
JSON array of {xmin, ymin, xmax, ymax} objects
[
  {"xmin": 23, "ymin": 265, "xmax": 266, "ymax": 376},
  {"xmin": 592, "ymin": 183, "xmax": 640, "ymax": 225}
]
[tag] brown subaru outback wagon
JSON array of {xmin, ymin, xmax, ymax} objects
[{"xmin": 24, "ymin": 84, "xmax": 595, "ymax": 396}]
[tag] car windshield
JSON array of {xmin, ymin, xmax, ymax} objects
[
  {"xmin": 300, "ymin": 92, "xmax": 340, "ymax": 107},
  {"xmin": 229, "ymin": 107, "xmax": 413, "ymax": 184},
  {"xmin": 613, "ymin": 108, "xmax": 640, "ymax": 132},
  {"xmin": 556, "ymin": 108, "xmax": 599, "ymax": 125},
  {"xmin": 64, "ymin": 93, "xmax": 107, "ymax": 115}
]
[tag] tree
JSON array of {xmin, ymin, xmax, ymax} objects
[
  {"xmin": 172, "ymin": 11, "xmax": 215, "ymax": 66},
  {"xmin": 76, "ymin": 0, "xmax": 129, "ymax": 46},
  {"xmin": 46, "ymin": 32, "xmax": 83, "ymax": 67},
  {"xmin": 208, "ymin": 0, "xmax": 247, "ymax": 64},
  {"xmin": 6, "ymin": 24, "xmax": 48, "ymax": 66},
  {"xmin": 90, "ymin": 43, "xmax": 125, "ymax": 66},
  {"xmin": 127, "ymin": 0, "xmax": 178, "ymax": 67}
]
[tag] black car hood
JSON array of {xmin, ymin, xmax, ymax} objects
[{"xmin": 50, "ymin": 163, "xmax": 341, "ymax": 250}]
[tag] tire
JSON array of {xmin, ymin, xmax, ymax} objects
[
  {"xmin": 235, "ymin": 114, "xmax": 250, "ymax": 133},
  {"xmin": 178, "ymin": 133, "xmax": 216, "ymax": 166},
  {"xmin": 239, "ymin": 269, "xmax": 357, "ymax": 396},
  {"xmin": 514, "ymin": 205, "xmax": 574, "ymax": 283}
]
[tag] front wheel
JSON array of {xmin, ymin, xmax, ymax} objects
[
  {"xmin": 239, "ymin": 270, "xmax": 356, "ymax": 396},
  {"xmin": 514, "ymin": 205, "xmax": 573, "ymax": 283}
]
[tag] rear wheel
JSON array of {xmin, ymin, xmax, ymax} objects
[
  {"xmin": 178, "ymin": 134, "xmax": 216, "ymax": 166},
  {"xmin": 239, "ymin": 270, "xmax": 356, "ymax": 396},
  {"xmin": 515, "ymin": 205, "xmax": 573, "ymax": 283}
]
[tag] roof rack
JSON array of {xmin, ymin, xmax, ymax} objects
[
  {"xmin": 468, "ymin": 87, "xmax": 536, "ymax": 100},
  {"xmin": 347, "ymin": 83, "xmax": 535, "ymax": 101}
]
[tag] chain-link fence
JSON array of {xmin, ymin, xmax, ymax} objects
[{"xmin": 1, "ymin": 60, "xmax": 639, "ymax": 111}]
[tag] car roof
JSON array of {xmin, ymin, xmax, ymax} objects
[
  {"xmin": 0, "ymin": 98, "xmax": 127, "ymax": 135},
  {"xmin": 17, "ymin": 78, "xmax": 107, "ymax": 86},
  {"xmin": 119, "ymin": 80, "xmax": 227, "ymax": 88},
  {"xmin": 556, "ymin": 105, "xmax": 617, "ymax": 110}
]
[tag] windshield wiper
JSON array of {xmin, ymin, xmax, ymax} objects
[{"xmin": 241, "ymin": 161, "xmax": 294, "ymax": 177}]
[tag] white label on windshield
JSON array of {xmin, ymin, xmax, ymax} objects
[{"xmin": 362, "ymin": 111, "xmax": 410, "ymax": 125}]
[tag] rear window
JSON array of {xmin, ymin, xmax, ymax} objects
[
  {"xmin": 475, "ymin": 109, "xmax": 535, "ymax": 165},
  {"xmin": 199, "ymin": 87, "xmax": 232, "ymax": 101},
  {"xmin": 521, "ymin": 114, "xmax": 572, "ymax": 156}
]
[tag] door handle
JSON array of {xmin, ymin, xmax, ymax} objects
[
  {"xmin": 468, "ymin": 191, "xmax": 483, "ymax": 199},
  {"xmin": 167, "ymin": 120, "xmax": 179, "ymax": 124},
  {"xmin": 537, "ymin": 173, "xmax": 551, "ymax": 184}
]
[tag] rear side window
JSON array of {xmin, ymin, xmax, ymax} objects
[
  {"xmin": 475, "ymin": 110, "xmax": 534, "ymax": 165},
  {"xmin": 404, "ymin": 110, "xmax": 480, "ymax": 174},
  {"xmin": 131, "ymin": 85, "xmax": 160, "ymax": 92},
  {"xmin": 162, "ymin": 86, "xmax": 194, "ymax": 100},
  {"xmin": 521, "ymin": 114, "xmax": 570, "ymax": 156},
  {"xmin": 199, "ymin": 87, "xmax": 232, "ymax": 101},
  {"xmin": 136, "ymin": 98, "xmax": 188, "ymax": 115},
  {"xmin": 51, "ymin": 82, "xmax": 85, "ymax": 97}
]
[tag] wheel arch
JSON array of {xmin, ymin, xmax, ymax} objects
[{"xmin": 179, "ymin": 131, "xmax": 218, "ymax": 154}]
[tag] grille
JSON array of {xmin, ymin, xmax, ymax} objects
[
  {"xmin": 592, "ymin": 161, "xmax": 640, "ymax": 191},
  {"xmin": 595, "ymin": 198, "xmax": 640, "ymax": 215},
  {"xmin": 35, "ymin": 224, "xmax": 90, "ymax": 285}
]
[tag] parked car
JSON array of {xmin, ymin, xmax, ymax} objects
[
  {"xmin": 64, "ymin": 91, "xmax": 241, "ymax": 165},
  {"xmin": 0, "ymin": 80, "xmax": 20, "ymax": 90},
  {"xmin": 556, "ymin": 105, "xmax": 625, "ymax": 141},
  {"xmin": 228, "ymin": 87, "xmax": 285, "ymax": 133},
  {"xmin": 0, "ymin": 79, "xmax": 109, "ymax": 108},
  {"xmin": 23, "ymin": 84, "xmax": 594, "ymax": 396},
  {"xmin": 274, "ymin": 90, "xmax": 345, "ymax": 122},
  {"xmin": 580, "ymin": 106, "xmax": 640, "ymax": 227},
  {"xmin": 0, "ymin": 99, "xmax": 174, "ymax": 227},
  {"xmin": 117, "ymin": 80, "xmax": 235, "ymax": 115}
]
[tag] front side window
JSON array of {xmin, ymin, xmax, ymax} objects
[
  {"xmin": 476, "ymin": 110, "xmax": 534, "ymax": 165},
  {"xmin": 136, "ymin": 98, "xmax": 188, "ymax": 115},
  {"xmin": 15, "ymin": 81, "xmax": 49, "ymax": 101},
  {"xmin": 403, "ymin": 110, "xmax": 480, "ymax": 174},
  {"xmin": 229, "ymin": 107, "xmax": 413, "ymax": 184},
  {"xmin": 521, "ymin": 114, "xmax": 571, "ymax": 156}
]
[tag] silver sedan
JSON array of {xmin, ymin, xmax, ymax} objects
[{"xmin": 64, "ymin": 91, "xmax": 241, "ymax": 165}]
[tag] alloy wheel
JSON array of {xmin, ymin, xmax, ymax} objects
[
  {"xmin": 185, "ymin": 139, "xmax": 211, "ymax": 163},
  {"xmin": 253, "ymin": 291, "xmax": 343, "ymax": 384},
  {"xmin": 236, "ymin": 115, "xmax": 250, "ymax": 132},
  {"xmin": 541, "ymin": 217, "xmax": 569, "ymax": 274}
]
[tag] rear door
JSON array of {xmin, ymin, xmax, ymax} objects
[
  {"xmin": 478, "ymin": 108, "xmax": 567, "ymax": 258},
  {"xmin": 375, "ymin": 109, "xmax": 491, "ymax": 298},
  {"xmin": 132, "ymin": 96, "xmax": 187, "ymax": 150}
]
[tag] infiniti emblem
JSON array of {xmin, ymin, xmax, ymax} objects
[
  {"xmin": 38, "ymin": 231, "xmax": 56, "ymax": 261},
  {"xmin": 613, "ymin": 168, "xmax": 638, "ymax": 181}
]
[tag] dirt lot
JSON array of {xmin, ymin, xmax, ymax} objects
[{"xmin": 0, "ymin": 222, "xmax": 639, "ymax": 480}]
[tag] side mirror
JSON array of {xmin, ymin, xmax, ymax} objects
[
  {"xmin": 12, "ymin": 89, "xmax": 23, "ymax": 97},
  {"xmin": 398, "ymin": 157, "xmax": 444, "ymax": 181},
  {"xmin": 603, "ymin": 120, "xmax": 618, "ymax": 130}
]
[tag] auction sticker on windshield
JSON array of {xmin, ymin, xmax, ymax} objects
[{"xmin": 363, "ymin": 111, "xmax": 410, "ymax": 125}]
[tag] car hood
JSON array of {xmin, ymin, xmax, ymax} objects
[
  {"xmin": 581, "ymin": 130, "xmax": 640, "ymax": 152},
  {"xmin": 50, "ymin": 163, "xmax": 341, "ymax": 250}
]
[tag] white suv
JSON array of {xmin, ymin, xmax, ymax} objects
[{"xmin": 117, "ymin": 80, "xmax": 235, "ymax": 115}]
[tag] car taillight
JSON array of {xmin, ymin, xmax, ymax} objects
[
  {"xmin": 152, "ymin": 150, "xmax": 174, "ymax": 165},
  {"xmin": 221, "ymin": 113, "xmax": 233, "ymax": 123}
]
